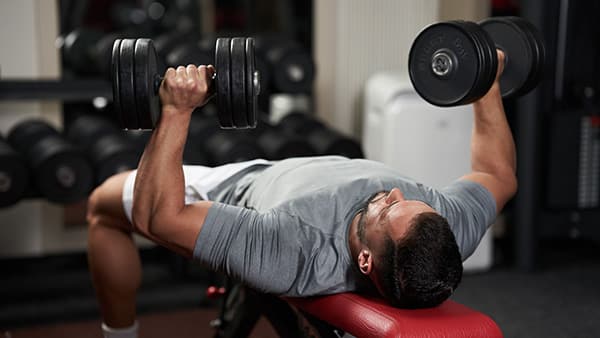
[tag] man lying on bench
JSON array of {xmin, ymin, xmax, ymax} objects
[{"xmin": 87, "ymin": 52, "xmax": 514, "ymax": 338}]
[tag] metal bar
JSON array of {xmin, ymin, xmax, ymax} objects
[{"xmin": 0, "ymin": 80, "xmax": 112, "ymax": 102}]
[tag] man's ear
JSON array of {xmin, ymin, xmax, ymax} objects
[{"xmin": 357, "ymin": 250, "xmax": 373, "ymax": 275}]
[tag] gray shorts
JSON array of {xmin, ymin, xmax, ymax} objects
[{"xmin": 122, "ymin": 159, "xmax": 270, "ymax": 223}]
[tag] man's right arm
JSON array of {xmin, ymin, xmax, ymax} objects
[{"xmin": 460, "ymin": 52, "xmax": 518, "ymax": 213}]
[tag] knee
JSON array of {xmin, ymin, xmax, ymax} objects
[
  {"xmin": 86, "ymin": 171, "xmax": 132, "ymax": 228},
  {"xmin": 86, "ymin": 185, "xmax": 104, "ymax": 227}
]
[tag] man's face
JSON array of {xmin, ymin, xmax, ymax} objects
[{"xmin": 356, "ymin": 188, "xmax": 436, "ymax": 250}]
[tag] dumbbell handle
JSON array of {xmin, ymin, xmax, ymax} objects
[{"xmin": 152, "ymin": 72, "xmax": 218, "ymax": 103}]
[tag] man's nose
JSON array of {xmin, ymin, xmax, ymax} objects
[{"xmin": 386, "ymin": 188, "xmax": 405, "ymax": 203}]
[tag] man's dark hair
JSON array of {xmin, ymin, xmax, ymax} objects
[{"xmin": 378, "ymin": 212, "xmax": 463, "ymax": 308}]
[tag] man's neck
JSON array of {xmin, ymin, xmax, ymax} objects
[{"xmin": 347, "ymin": 211, "xmax": 362, "ymax": 265}]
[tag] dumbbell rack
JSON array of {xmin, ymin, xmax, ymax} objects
[{"xmin": 0, "ymin": 79, "xmax": 111, "ymax": 102}]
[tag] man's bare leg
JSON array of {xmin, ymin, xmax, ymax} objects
[{"xmin": 87, "ymin": 171, "xmax": 141, "ymax": 329}]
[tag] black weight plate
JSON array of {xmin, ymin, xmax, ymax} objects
[
  {"xmin": 477, "ymin": 23, "xmax": 499, "ymax": 97},
  {"xmin": 7, "ymin": 120, "xmax": 57, "ymax": 155},
  {"xmin": 215, "ymin": 38, "xmax": 233, "ymax": 128},
  {"xmin": 31, "ymin": 137, "xmax": 93, "ymax": 203},
  {"xmin": 480, "ymin": 17, "xmax": 533, "ymax": 98},
  {"xmin": 456, "ymin": 21, "xmax": 487, "ymax": 103},
  {"xmin": 245, "ymin": 38, "xmax": 257, "ymax": 128},
  {"xmin": 409, "ymin": 21, "xmax": 481, "ymax": 106},
  {"xmin": 134, "ymin": 39, "xmax": 160, "ymax": 129},
  {"xmin": 118, "ymin": 39, "xmax": 139, "ymax": 129},
  {"xmin": 505, "ymin": 16, "xmax": 545, "ymax": 97},
  {"xmin": 0, "ymin": 139, "xmax": 29, "ymax": 207},
  {"xmin": 112, "ymin": 39, "xmax": 124, "ymax": 128},
  {"xmin": 230, "ymin": 38, "xmax": 248, "ymax": 128},
  {"xmin": 464, "ymin": 21, "xmax": 497, "ymax": 101}
]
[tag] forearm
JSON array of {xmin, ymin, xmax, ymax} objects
[
  {"xmin": 131, "ymin": 109, "xmax": 190, "ymax": 235},
  {"xmin": 471, "ymin": 82, "xmax": 517, "ymax": 189}
]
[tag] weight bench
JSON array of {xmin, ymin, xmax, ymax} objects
[
  {"xmin": 287, "ymin": 293, "xmax": 503, "ymax": 338},
  {"xmin": 209, "ymin": 284, "xmax": 503, "ymax": 337}
]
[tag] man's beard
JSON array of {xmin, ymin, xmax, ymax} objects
[{"xmin": 356, "ymin": 191, "xmax": 388, "ymax": 244}]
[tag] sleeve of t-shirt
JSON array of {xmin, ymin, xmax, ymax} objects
[
  {"xmin": 192, "ymin": 202, "xmax": 298, "ymax": 294},
  {"xmin": 436, "ymin": 180, "xmax": 497, "ymax": 261}
]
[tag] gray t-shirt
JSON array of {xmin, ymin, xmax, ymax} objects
[{"xmin": 193, "ymin": 156, "xmax": 496, "ymax": 297}]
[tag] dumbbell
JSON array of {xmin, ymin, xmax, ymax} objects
[
  {"xmin": 0, "ymin": 137, "xmax": 29, "ymax": 207},
  {"xmin": 278, "ymin": 113, "xmax": 364, "ymax": 158},
  {"xmin": 7, "ymin": 120, "xmax": 94, "ymax": 204},
  {"xmin": 66, "ymin": 115, "xmax": 139, "ymax": 184},
  {"xmin": 111, "ymin": 37, "xmax": 260, "ymax": 130},
  {"xmin": 408, "ymin": 16, "xmax": 545, "ymax": 106},
  {"xmin": 187, "ymin": 113, "xmax": 264, "ymax": 166},
  {"xmin": 256, "ymin": 37, "xmax": 315, "ymax": 94}
]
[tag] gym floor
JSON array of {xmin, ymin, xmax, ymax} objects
[{"xmin": 1, "ymin": 239, "xmax": 599, "ymax": 338}]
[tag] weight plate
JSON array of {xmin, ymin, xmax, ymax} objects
[
  {"xmin": 112, "ymin": 39, "xmax": 124, "ymax": 128},
  {"xmin": 245, "ymin": 38, "xmax": 258, "ymax": 128},
  {"xmin": 7, "ymin": 120, "xmax": 57, "ymax": 155},
  {"xmin": 480, "ymin": 17, "xmax": 533, "ymax": 98},
  {"xmin": 215, "ymin": 38, "xmax": 233, "ymax": 128},
  {"xmin": 409, "ymin": 21, "xmax": 481, "ymax": 106},
  {"xmin": 134, "ymin": 39, "xmax": 160, "ymax": 129},
  {"xmin": 118, "ymin": 39, "xmax": 139, "ymax": 129},
  {"xmin": 477, "ymin": 23, "xmax": 500, "ymax": 97},
  {"xmin": 31, "ymin": 137, "xmax": 93, "ymax": 203},
  {"xmin": 230, "ymin": 38, "xmax": 248, "ymax": 128},
  {"xmin": 0, "ymin": 139, "xmax": 29, "ymax": 207},
  {"xmin": 455, "ymin": 21, "xmax": 487, "ymax": 103},
  {"xmin": 464, "ymin": 21, "xmax": 498, "ymax": 101},
  {"xmin": 504, "ymin": 16, "xmax": 545, "ymax": 97}
]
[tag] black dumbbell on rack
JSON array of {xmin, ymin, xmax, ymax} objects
[
  {"xmin": 7, "ymin": 120, "xmax": 94, "ymax": 204},
  {"xmin": 66, "ymin": 114, "xmax": 139, "ymax": 184},
  {"xmin": 277, "ymin": 113, "xmax": 364, "ymax": 159},
  {"xmin": 408, "ymin": 16, "xmax": 545, "ymax": 106},
  {"xmin": 61, "ymin": 28, "xmax": 136, "ymax": 78},
  {"xmin": 0, "ymin": 136, "xmax": 29, "ymax": 207},
  {"xmin": 111, "ymin": 36, "xmax": 260, "ymax": 130}
]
